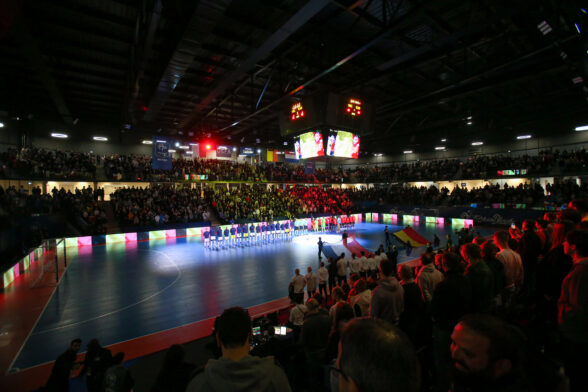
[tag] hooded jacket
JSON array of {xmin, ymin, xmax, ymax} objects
[
  {"xmin": 185, "ymin": 355, "xmax": 291, "ymax": 392},
  {"xmin": 369, "ymin": 277, "xmax": 404, "ymax": 324}
]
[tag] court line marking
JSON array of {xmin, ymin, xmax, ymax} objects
[
  {"xmin": 8, "ymin": 296, "xmax": 292, "ymax": 373},
  {"xmin": 28, "ymin": 249, "xmax": 182, "ymax": 336},
  {"xmin": 6, "ymin": 244, "xmax": 72, "ymax": 375}
]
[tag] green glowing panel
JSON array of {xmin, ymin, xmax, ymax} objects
[
  {"xmin": 149, "ymin": 230, "xmax": 166, "ymax": 240},
  {"xmin": 187, "ymin": 227, "xmax": 203, "ymax": 236},
  {"xmin": 106, "ymin": 233, "xmax": 126, "ymax": 245},
  {"xmin": 65, "ymin": 237, "xmax": 79, "ymax": 248}
]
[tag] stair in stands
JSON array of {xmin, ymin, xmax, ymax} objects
[
  {"xmin": 101, "ymin": 201, "xmax": 120, "ymax": 233},
  {"xmin": 207, "ymin": 206, "xmax": 220, "ymax": 226}
]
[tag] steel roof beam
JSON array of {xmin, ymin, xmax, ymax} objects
[
  {"xmin": 13, "ymin": 18, "xmax": 74, "ymax": 125},
  {"xmin": 179, "ymin": 0, "xmax": 331, "ymax": 128},
  {"xmin": 143, "ymin": 0, "xmax": 233, "ymax": 122}
]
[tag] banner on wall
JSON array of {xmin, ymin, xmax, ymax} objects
[
  {"xmin": 152, "ymin": 136, "xmax": 172, "ymax": 170},
  {"xmin": 191, "ymin": 144, "xmax": 200, "ymax": 158},
  {"xmin": 240, "ymin": 147, "xmax": 255, "ymax": 156},
  {"xmin": 216, "ymin": 146, "xmax": 232, "ymax": 158}
]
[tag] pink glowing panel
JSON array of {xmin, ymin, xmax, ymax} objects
[
  {"xmin": 436, "ymin": 217, "xmax": 445, "ymax": 225},
  {"xmin": 464, "ymin": 219, "xmax": 474, "ymax": 227},
  {"xmin": 13, "ymin": 263, "xmax": 20, "ymax": 278},
  {"xmin": 78, "ymin": 236, "xmax": 92, "ymax": 246},
  {"xmin": 391, "ymin": 214, "xmax": 398, "ymax": 220},
  {"xmin": 413, "ymin": 216, "xmax": 419, "ymax": 222},
  {"xmin": 125, "ymin": 232, "xmax": 137, "ymax": 242},
  {"xmin": 165, "ymin": 229, "xmax": 176, "ymax": 238}
]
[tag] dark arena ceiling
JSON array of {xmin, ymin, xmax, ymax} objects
[{"xmin": 0, "ymin": 0, "xmax": 587, "ymax": 153}]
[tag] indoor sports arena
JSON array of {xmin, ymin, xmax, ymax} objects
[{"xmin": 1, "ymin": 1, "xmax": 588, "ymax": 391}]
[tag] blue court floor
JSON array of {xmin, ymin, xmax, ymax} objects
[{"xmin": 9, "ymin": 222, "xmax": 495, "ymax": 372}]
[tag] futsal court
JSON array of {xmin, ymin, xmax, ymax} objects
[{"xmin": 6, "ymin": 221, "xmax": 494, "ymax": 375}]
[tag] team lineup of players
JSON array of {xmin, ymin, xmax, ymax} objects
[{"xmin": 202, "ymin": 215, "xmax": 356, "ymax": 250}]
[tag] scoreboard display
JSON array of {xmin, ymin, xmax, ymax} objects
[
  {"xmin": 291, "ymin": 102, "xmax": 305, "ymax": 120},
  {"xmin": 346, "ymin": 98, "xmax": 362, "ymax": 116},
  {"xmin": 295, "ymin": 131, "xmax": 325, "ymax": 159},
  {"xmin": 279, "ymin": 92, "xmax": 373, "ymax": 137},
  {"xmin": 327, "ymin": 130, "xmax": 360, "ymax": 159}
]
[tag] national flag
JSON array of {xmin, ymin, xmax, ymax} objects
[
  {"xmin": 285, "ymin": 150, "xmax": 299, "ymax": 163},
  {"xmin": 393, "ymin": 227, "xmax": 429, "ymax": 247},
  {"xmin": 266, "ymin": 149, "xmax": 279, "ymax": 162}
]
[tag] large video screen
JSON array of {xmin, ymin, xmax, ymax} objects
[
  {"xmin": 295, "ymin": 131, "xmax": 325, "ymax": 159},
  {"xmin": 327, "ymin": 130, "xmax": 360, "ymax": 159}
]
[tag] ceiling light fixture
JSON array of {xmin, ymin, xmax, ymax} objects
[
  {"xmin": 575, "ymin": 23, "xmax": 581, "ymax": 34},
  {"xmin": 51, "ymin": 133, "xmax": 68, "ymax": 138},
  {"xmin": 142, "ymin": 140, "xmax": 153, "ymax": 144},
  {"xmin": 575, "ymin": 125, "xmax": 588, "ymax": 131},
  {"xmin": 516, "ymin": 135, "xmax": 532, "ymax": 140},
  {"xmin": 537, "ymin": 20, "xmax": 552, "ymax": 35},
  {"xmin": 185, "ymin": 151, "xmax": 193, "ymax": 155},
  {"xmin": 178, "ymin": 145, "xmax": 189, "ymax": 149},
  {"xmin": 168, "ymin": 149, "xmax": 176, "ymax": 153},
  {"xmin": 189, "ymin": 143, "xmax": 198, "ymax": 146},
  {"xmin": 93, "ymin": 136, "xmax": 108, "ymax": 141},
  {"xmin": 441, "ymin": 138, "xmax": 446, "ymax": 142},
  {"xmin": 232, "ymin": 147, "xmax": 237, "ymax": 152},
  {"xmin": 403, "ymin": 150, "xmax": 413, "ymax": 154},
  {"xmin": 257, "ymin": 149, "xmax": 261, "ymax": 153},
  {"xmin": 471, "ymin": 141, "xmax": 484, "ymax": 146},
  {"xmin": 155, "ymin": 139, "xmax": 166, "ymax": 143},
  {"xmin": 435, "ymin": 146, "xmax": 445, "ymax": 150},
  {"xmin": 466, "ymin": 121, "xmax": 473, "ymax": 126},
  {"xmin": 0, "ymin": 122, "xmax": 4, "ymax": 128}
]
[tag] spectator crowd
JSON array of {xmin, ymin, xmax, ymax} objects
[
  {"xmin": 2, "ymin": 146, "xmax": 587, "ymax": 183},
  {"xmin": 44, "ymin": 199, "xmax": 588, "ymax": 392},
  {"xmin": 110, "ymin": 185, "xmax": 207, "ymax": 226}
]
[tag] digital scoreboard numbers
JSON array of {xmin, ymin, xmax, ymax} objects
[
  {"xmin": 346, "ymin": 98, "xmax": 362, "ymax": 116},
  {"xmin": 291, "ymin": 102, "xmax": 305, "ymax": 121}
]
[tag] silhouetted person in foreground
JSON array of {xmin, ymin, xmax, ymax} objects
[
  {"xmin": 44, "ymin": 338, "xmax": 82, "ymax": 392},
  {"xmin": 151, "ymin": 344, "xmax": 196, "ymax": 392},
  {"xmin": 334, "ymin": 318, "xmax": 420, "ymax": 392},
  {"xmin": 186, "ymin": 307, "xmax": 291, "ymax": 391}
]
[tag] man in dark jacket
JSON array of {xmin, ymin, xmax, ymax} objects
[
  {"xmin": 461, "ymin": 243, "xmax": 494, "ymax": 313},
  {"xmin": 44, "ymin": 338, "xmax": 82, "ymax": 392},
  {"xmin": 516, "ymin": 219, "xmax": 543, "ymax": 292},
  {"xmin": 300, "ymin": 298, "xmax": 331, "ymax": 390},
  {"xmin": 370, "ymin": 259, "xmax": 404, "ymax": 325},
  {"xmin": 80, "ymin": 338, "xmax": 112, "ymax": 392},
  {"xmin": 431, "ymin": 252, "xmax": 472, "ymax": 391}
]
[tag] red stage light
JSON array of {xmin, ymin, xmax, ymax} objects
[
  {"xmin": 346, "ymin": 108, "xmax": 351, "ymax": 112},
  {"xmin": 291, "ymin": 114, "xmax": 295, "ymax": 120},
  {"xmin": 141, "ymin": 105, "xmax": 148, "ymax": 111},
  {"xmin": 300, "ymin": 111, "xmax": 305, "ymax": 117},
  {"xmin": 206, "ymin": 144, "xmax": 211, "ymax": 150},
  {"xmin": 357, "ymin": 110, "xmax": 361, "ymax": 115}
]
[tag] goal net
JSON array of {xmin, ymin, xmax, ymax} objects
[{"xmin": 28, "ymin": 238, "xmax": 65, "ymax": 288}]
